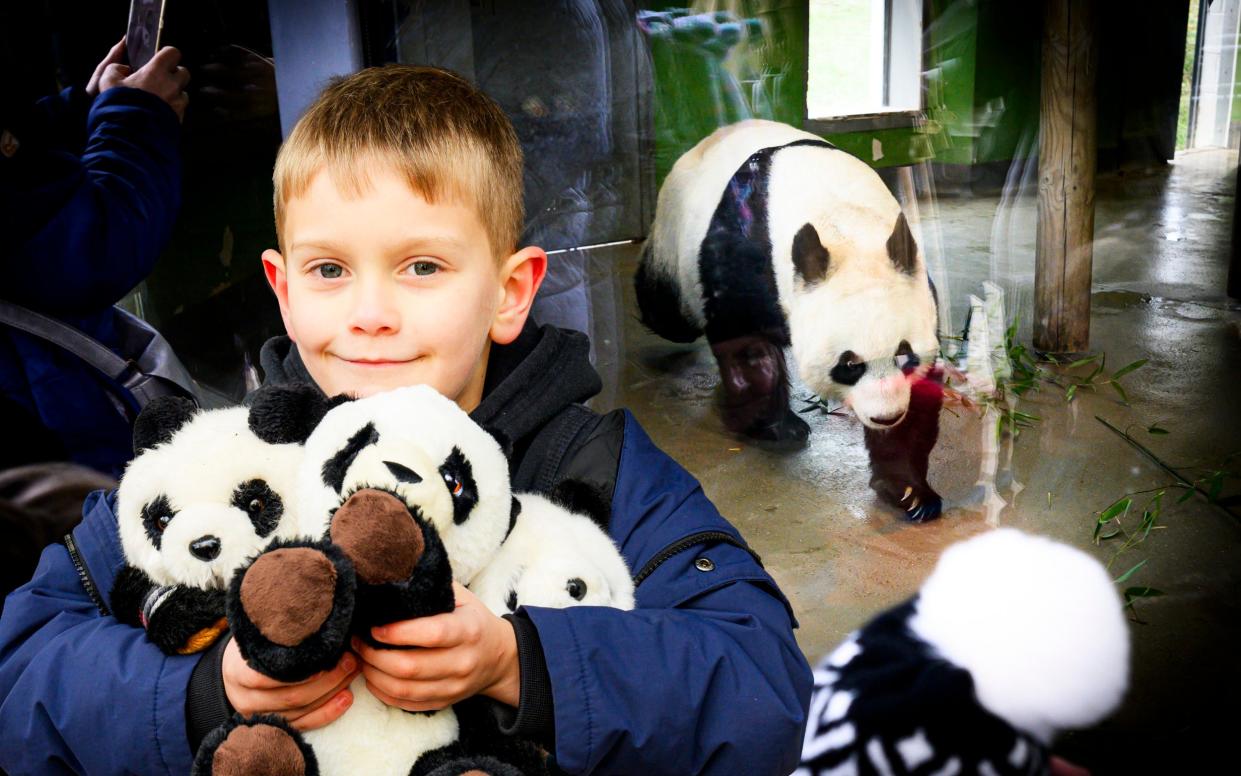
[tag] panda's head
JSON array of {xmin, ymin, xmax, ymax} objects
[
  {"xmin": 471, "ymin": 492, "xmax": 635, "ymax": 615},
  {"xmin": 116, "ymin": 398, "xmax": 304, "ymax": 589},
  {"xmin": 787, "ymin": 213, "xmax": 939, "ymax": 429},
  {"xmin": 258, "ymin": 384, "xmax": 511, "ymax": 585}
]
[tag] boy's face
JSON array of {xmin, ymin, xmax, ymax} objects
[{"xmin": 264, "ymin": 165, "xmax": 543, "ymax": 409}]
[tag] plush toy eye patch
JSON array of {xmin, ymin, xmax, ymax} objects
[{"xmin": 141, "ymin": 494, "xmax": 175, "ymax": 548}]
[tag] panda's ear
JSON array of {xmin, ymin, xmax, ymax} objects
[
  {"xmin": 549, "ymin": 479, "xmax": 611, "ymax": 529},
  {"xmin": 133, "ymin": 396, "xmax": 198, "ymax": 456},
  {"xmin": 248, "ymin": 383, "xmax": 354, "ymax": 445},
  {"xmin": 887, "ymin": 211, "xmax": 918, "ymax": 275},
  {"xmin": 792, "ymin": 223, "xmax": 830, "ymax": 285}
]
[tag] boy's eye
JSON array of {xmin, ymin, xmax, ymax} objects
[
  {"xmin": 408, "ymin": 260, "xmax": 438, "ymax": 277},
  {"xmin": 316, "ymin": 263, "xmax": 344, "ymax": 279}
]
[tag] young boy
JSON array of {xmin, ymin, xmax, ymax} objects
[{"xmin": 0, "ymin": 65, "xmax": 811, "ymax": 775}]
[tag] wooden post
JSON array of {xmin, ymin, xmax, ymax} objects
[{"xmin": 1035, "ymin": 0, "xmax": 1097, "ymax": 354}]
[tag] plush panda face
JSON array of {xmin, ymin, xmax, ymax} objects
[
  {"xmin": 296, "ymin": 385, "xmax": 511, "ymax": 585},
  {"xmin": 470, "ymin": 493, "xmax": 635, "ymax": 615},
  {"xmin": 117, "ymin": 407, "xmax": 304, "ymax": 589}
]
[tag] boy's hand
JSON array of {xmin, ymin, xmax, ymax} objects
[
  {"xmin": 87, "ymin": 38, "xmax": 191, "ymax": 121},
  {"xmin": 221, "ymin": 637, "xmax": 360, "ymax": 731},
  {"xmin": 352, "ymin": 582, "xmax": 521, "ymax": 712}
]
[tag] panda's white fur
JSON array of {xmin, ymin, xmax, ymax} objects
[
  {"xmin": 470, "ymin": 493, "xmax": 635, "ymax": 614},
  {"xmin": 296, "ymin": 385, "xmax": 512, "ymax": 585},
  {"xmin": 116, "ymin": 407, "xmax": 303, "ymax": 589},
  {"xmin": 908, "ymin": 528, "xmax": 1130, "ymax": 744},
  {"xmin": 644, "ymin": 119, "xmax": 938, "ymax": 427},
  {"xmin": 303, "ymin": 674, "xmax": 458, "ymax": 776}
]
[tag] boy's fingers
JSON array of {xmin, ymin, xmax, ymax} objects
[
  {"xmin": 242, "ymin": 651, "xmax": 357, "ymax": 691},
  {"xmin": 288, "ymin": 688, "xmax": 353, "ymax": 732},
  {"xmin": 174, "ymin": 65, "xmax": 191, "ymax": 88},
  {"xmin": 361, "ymin": 670, "xmax": 451, "ymax": 713},
  {"xmin": 283, "ymin": 666, "xmax": 359, "ymax": 719},
  {"xmin": 371, "ymin": 613, "xmax": 455, "ymax": 648}
]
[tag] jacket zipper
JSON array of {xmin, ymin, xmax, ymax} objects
[
  {"xmin": 632, "ymin": 530, "xmax": 764, "ymax": 587},
  {"xmin": 64, "ymin": 533, "xmax": 110, "ymax": 616}
]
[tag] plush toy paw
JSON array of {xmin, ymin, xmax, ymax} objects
[
  {"xmin": 111, "ymin": 565, "xmax": 228, "ymax": 654},
  {"xmin": 193, "ymin": 714, "xmax": 318, "ymax": 776},
  {"xmin": 227, "ymin": 540, "xmax": 356, "ymax": 682},
  {"xmin": 869, "ymin": 476, "xmax": 943, "ymax": 522},
  {"xmin": 330, "ymin": 488, "xmax": 456, "ymax": 640}
]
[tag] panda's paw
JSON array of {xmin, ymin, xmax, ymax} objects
[
  {"xmin": 331, "ymin": 488, "xmax": 456, "ymax": 635},
  {"xmin": 192, "ymin": 714, "xmax": 318, "ymax": 776},
  {"xmin": 227, "ymin": 539, "xmax": 356, "ymax": 682},
  {"xmin": 871, "ymin": 477, "xmax": 943, "ymax": 522},
  {"xmin": 744, "ymin": 409, "xmax": 811, "ymax": 451}
]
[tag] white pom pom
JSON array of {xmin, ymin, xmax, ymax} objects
[{"xmin": 908, "ymin": 529, "xmax": 1130, "ymax": 743}]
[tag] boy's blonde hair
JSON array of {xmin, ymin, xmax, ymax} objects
[{"xmin": 273, "ymin": 65, "xmax": 524, "ymax": 258}]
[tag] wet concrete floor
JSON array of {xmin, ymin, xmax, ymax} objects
[{"xmin": 583, "ymin": 148, "xmax": 1241, "ymax": 773}]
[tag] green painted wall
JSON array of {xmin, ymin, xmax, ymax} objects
[{"xmin": 640, "ymin": 0, "xmax": 1038, "ymax": 178}]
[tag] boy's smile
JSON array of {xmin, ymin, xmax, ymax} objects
[{"xmin": 264, "ymin": 164, "xmax": 544, "ymax": 409}]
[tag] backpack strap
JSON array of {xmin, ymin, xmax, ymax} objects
[{"xmin": 0, "ymin": 300, "xmax": 198, "ymax": 413}]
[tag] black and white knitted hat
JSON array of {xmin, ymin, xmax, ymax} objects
[{"xmin": 798, "ymin": 529, "xmax": 1130, "ymax": 775}]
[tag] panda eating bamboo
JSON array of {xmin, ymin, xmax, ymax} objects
[{"xmin": 636, "ymin": 119, "xmax": 944, "ymax": 521}]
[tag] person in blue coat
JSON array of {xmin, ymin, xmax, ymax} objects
[
  {"xmin": 0, "ymin": 37, "xmax": 189, "ymax": 479},
  {"xmin": 0, "ymin": 65, "xmax": 810, "ymax": 775}
]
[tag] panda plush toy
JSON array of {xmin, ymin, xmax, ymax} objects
[
  {"xmin": 636, "ymin": 119, "xmax": 944, "ymax": 521},
  {"xmin": 470, "ymin": 489, "xmax": 635, "ymax": 616},
  {"xmin": 111, "ymin": 397, "xmax": 304, "ymax": 655},
  {"xmin": 193, "ymin": 383, "xmax": 537, "ymax": 776},
  {"xmin": 798, "ymin": 529, "xmax": 1130, "ymax": 775}
]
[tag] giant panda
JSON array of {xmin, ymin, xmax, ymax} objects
[
  {"xmin": 195, "ymin": 383, "xmax": 532, "ymax": 776},
  {"xmin": 636, "ymin": 119, "xmax": 944, "ymax": 521},
  {"xmin": 111, "ymin": 396, "xmax": 304, "ymax": 655},
  {"xmin": 798, "ymin": 529, "xmax": 1130, "ymax": 775},
  {"xmin": 470, "ymin": 491, "xmax": 635, "ymax": 616}
]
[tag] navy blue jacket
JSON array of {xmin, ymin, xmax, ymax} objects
[
  {"xmin": 0, "ymin": 326, "xmax": 811, "ymax": 774},
  {"xmin": 0, "ymin": 85, "xmax": 181, "ymax": 477}
]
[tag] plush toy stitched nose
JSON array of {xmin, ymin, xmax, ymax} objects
[{"xmin": 189, "ymin": 536, "xmax": 221, "ymax": 561}]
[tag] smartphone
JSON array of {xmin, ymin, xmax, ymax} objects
[{"xmin": 126, "ymin": 0, "xmax": 167, "ymax": 70}]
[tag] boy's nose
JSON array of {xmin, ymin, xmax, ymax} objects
[{"xmin": 349, "ymin": 282, "xmax": 401, "ymax": 335}]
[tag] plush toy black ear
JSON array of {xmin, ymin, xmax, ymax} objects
[
  {"xmin": 887, "ymin": 211, "xmax": 918, "ymax": 275},
  {"xmin": 133, "ymin": 396, "xmax": 198, "ymax": 455},
  {"xmin": 549, "ymin": 479, "xmax": 611, "ymax": 530},
  {"xmin": 247, "ymin": 383, "xmax": 353, "ymax": 445}
]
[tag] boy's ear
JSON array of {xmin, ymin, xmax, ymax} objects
[
  {"xmin": 262, "ymin": 249, "xmax": 296, "ymax": 343},
  {"xmin": 491, "ymin": 246, "xmax": 547, "ymax": 345}
]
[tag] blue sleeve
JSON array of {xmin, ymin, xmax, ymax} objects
[
  {"xmin": 0, "ymin": 497, "xmax": 197, "ymax": 775},
  {"xmin": 1, "ymin": 86, "xmax": 181, "ymax": 315},
  {"xmin": 524, "ymin": 413, "xmax": 812, "ymax": 775}
]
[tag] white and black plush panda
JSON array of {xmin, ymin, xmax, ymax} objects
[
  {"xmin": 194, "ymin": 383, "xmax": 533, "ymax": 776},
  {"xmin": 798, "ymin": 529, "xmax": 1130, "ymax": 775},
  {"xmin": 470, "ymin": 490, "xmax": 635, "ymax": 615},
  {"xmin": 636, "ymin": 119, "xmax": 944, "ymax": 520},
  {"xmin": 111, "ymin": 396, "xmax": 303, "ymax": 655}
]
